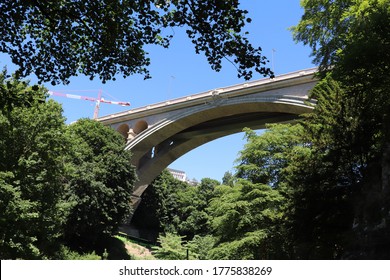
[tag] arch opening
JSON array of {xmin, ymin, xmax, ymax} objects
[
  {"xmin": 133, "ymin": 112, "xmax": 302, "ymax": 193},
  {"xmin": 126, "ymin": 98, "xmax": 315, "ymax": 197}
]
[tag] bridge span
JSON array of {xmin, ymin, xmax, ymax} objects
[{"xmin": 98, "ymin": 68, "xmax": 318, "ymax": 203}]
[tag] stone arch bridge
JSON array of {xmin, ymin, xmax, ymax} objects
[{"xmin": 98, "ymin": 68, "xmax": 318, "ymax": 204}]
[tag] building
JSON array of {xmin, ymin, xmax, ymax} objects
[{"xmin": 167, "ymin": 168, "xmax": 187, "ymax": 182}]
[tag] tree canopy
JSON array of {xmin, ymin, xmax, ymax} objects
[
  {"xmin": 291, "ymin": 0, "xmax": 389, "ymax": 74},
  {"xmin": 0, "ymin": 71, "xmax": 136, "ymax": 258},
  {"xmin": 63, "ymin": 118, "xmax": 136, "ymax": 250},
  {"xmin": 0, "ymin": 70, "xmax": 70, "ymax": 258},
  {"xmin": 0, "ymin": 0, "xmax": 272, "ymax": 85}
]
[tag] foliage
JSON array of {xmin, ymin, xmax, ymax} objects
[
  {"xmin": 292, "ymin": 0, "xmax": 390, "ymax": 258},
  {"xmin": 64, "ymin": 119, "xmax": 136, "ymax": 250},
  {"xmin": 0, "ymin": 172, "xmax": 41, "ymax": 259},
  {"xmin": 208, "ymin": 180, "xmax": 285, "ymax": 259},
  {"xmin": 0, "ymin": 0, "xmax": 272, "ymax": 85},
  {"xmin": 291, "ymin": 0, "xmax": 354, "ymax": 72},
  {"xmin": 176, "ymin": 178, "xmax": 219, "ymax": 237},
  {"xmin": 54, "ymin": 246, "xmax": 102, "ymax": 260},
  {"xmin": 296, "ymin": 0, "xmax": 390, "ymax": 150},
  {"xmin": 187, "ymin": 235, "xmax": 215, "ymax": 260},
  {"xmin": 334, "ymin": 0, "xmax": 390, "ymax": 149},
  {"xmin": 152, "ymin": 232, "xmax": 195, "ymax": 260},
  {"xmin": 133, "ymin": 172, "xmax": 219, "ymax": 238},
  {"xmin": 236, "ymin": 124, "xmax": 306, "ymax": 187},
  {"xmin": 0, "ymin": 71, "xmax": 137, "ymax": 258},
  {"xmin": 132, "ymin": 169, "xmax": 188, "ymax": 233},
  {"xmin": 222, "ymin": 171, "xmax": 235, "ymax": 187},
  {"xmin": 0, "ymin": 70, "xmax": 70, "ymax": 259},
  {"xmin": 152, "ymin": 232, "xmax": 214, "ymax": 260}
]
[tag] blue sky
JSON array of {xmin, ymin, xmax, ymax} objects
[{"xmin": 0, "ymin": 1, "xmax": 314, "ymax": 182}]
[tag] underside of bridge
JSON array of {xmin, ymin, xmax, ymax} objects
[{"xmin": 131, "ymin": 101, "xmax": 311, "ymax": 198}]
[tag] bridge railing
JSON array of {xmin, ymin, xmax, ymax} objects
[{"xmin": 97, "ymin": 67, "xmax": 317, "ymax": 123}]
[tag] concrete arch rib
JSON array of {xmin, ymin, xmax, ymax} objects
[
  {"xmin": 126, "ymin": 98, "xmax": 312, "ymax": 153},
  {"xmin": 128, "ymin": 98, "xmax": 314, "ymax": 196},
  {"xmin": 133, "ymin": 113, "xmax": 300, "ymax": 196}
]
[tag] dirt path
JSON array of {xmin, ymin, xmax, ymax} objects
[{"xmin": 125, "ymin": 243, "xmax": 154, "ymax": 259}]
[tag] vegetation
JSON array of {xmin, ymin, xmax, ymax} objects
[
  {"xmin": 132, "ymin": 171, "xmax": 219, "ymax": 238},
  {"xmin": 64, "ymin": 119, "xmax": 136, "ymax": 250},
  {"xmin": 0, "ymin": 73, "xmax": 69, "ymax": 259},
  {"xmin": 0, "ymin": 71, "xmax": 136, "ymax": 259},
  {"xmin": 0, "ymin": 0, "xmax": 272, "ymax": 85},
  {"xmin": 1, "ymin": 0, "xmax": 389, "ymax": 260}
]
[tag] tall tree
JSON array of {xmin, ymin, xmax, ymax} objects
[
  {"xmin": 291, "ymin": 0, "xmax": 390, "ymax": 258},
  {"xmin": 222, "ymin": 171, "xmax": 235, "ymax": 187},
  {"xmin": 131, "ymin": 169, "xmax": 189, "ymax": 234},
  {"xmin": 208, "ymin": 180, "xmax": 285, "ymax": 259},
  {"xmin": 0, "ymin": 70, "xmax": 70, "ymax": 259},
  {"xmin": 292, "ymin": 0, "xmax": 390, "ymax": 155},
  {"xmin": 236, "ymin": 125, "xmax": 306, "ymax": 187},
  {"xmin": 284, "ymin": 78, "xmax": 357, "ymax": 259},
  {"xmin": 0, "ymin": 0, "xmax": 272, "ymax": 85},
  {"xmin": 176, "ymin": 178, "xmax": 220, "ymax": 237},
  {"xmin": 292, "ymin": 0, "xmax": 389, "ymax": 78},
  {"xmin": 0, "ymin": 71, "xmax": 139, "ymax": 258},
  {"xmin": 234, "ymin": 124, "xmax": 317, "ymax": 258},
  {"xmin": 64, "ymin": 119, "xmax": 136, "ymax": 250}
]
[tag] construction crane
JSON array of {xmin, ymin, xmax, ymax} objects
[{"xmin": 48, "ymin": 90, "xmax": 131, "ymax": 119}]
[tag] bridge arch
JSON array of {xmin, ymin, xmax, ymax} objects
[
  {"xmin": 98, "ymin": 68, "xmax": 318, "ymax": 199},
  {"xmin": 127, "ymin": 98, "xmax": 314, "ymax": 197}
]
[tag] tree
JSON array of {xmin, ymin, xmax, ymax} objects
[
  {"xmin": 132, "ymin": 173, "xmax": 219, "ymax": 239},
  {"xmin": 207, "ymin": 180, "xmax": 285, "ymax": 259},
  {"xmin": 234, "ymin": 114, "xmax": 361, "ymax": 258},
  {"xmin": 152, "ymin": 232, "xmax": 213, "ymax": 259},
  {"xmin": 292, "ymin": 0, "xmax": 390, "ymax": 162},
  {"xmin": 131, "ymin": 169, "xmax": 189, "ymax": 234},
  {"xmin": 292, "ymin": 0, "xmax": 390, "ymax": 258},
  {"xmin": 0, "ymin": 70, "xmax": 70, "ymax": 259},
  {"xmin": 291, "ymin": 0, "xmax": 353, "ymax": 72},
  {"xmin": 292, "ymin": 0, "xmax": 389, "ymax": 77},
  {"xmin": 175, "ymin": 185, "xmax": 208, "ymax": 237},
  {"xmin": 0, "ymin": 0, "xmax": 273, "ymax": 85},
  {"xmin": 152, "ymin": 232, "xmax": 198, "ymax": 260},
  {"xmin": 176, "ymin": 178, "xmax": 220, "ymax": 237},
  {"xmin": 222, "ymin": 171, "xmax": 235, "ymax": 187},
  {"xmin": 63, "ymin": 119, "xmax": 136, "ymax": 250},
  {"xmin": 282, "ymin": 78, "xmax": 357, "ymax": 258},
  {"xmin": 236, "ymin": 125, "xmax": 306, "ymax": 187},
  {"xmin": 187, "ymin": 234, "xmax": 215, "ymax": 260},
  {"xmin": 0, "ymin": 71, "xmax": 138, "ymax": 258}
]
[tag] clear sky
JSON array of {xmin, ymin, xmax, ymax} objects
[{"xmin": 0, "ymin": 1, "xmax": 314, "ymax": 182}]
